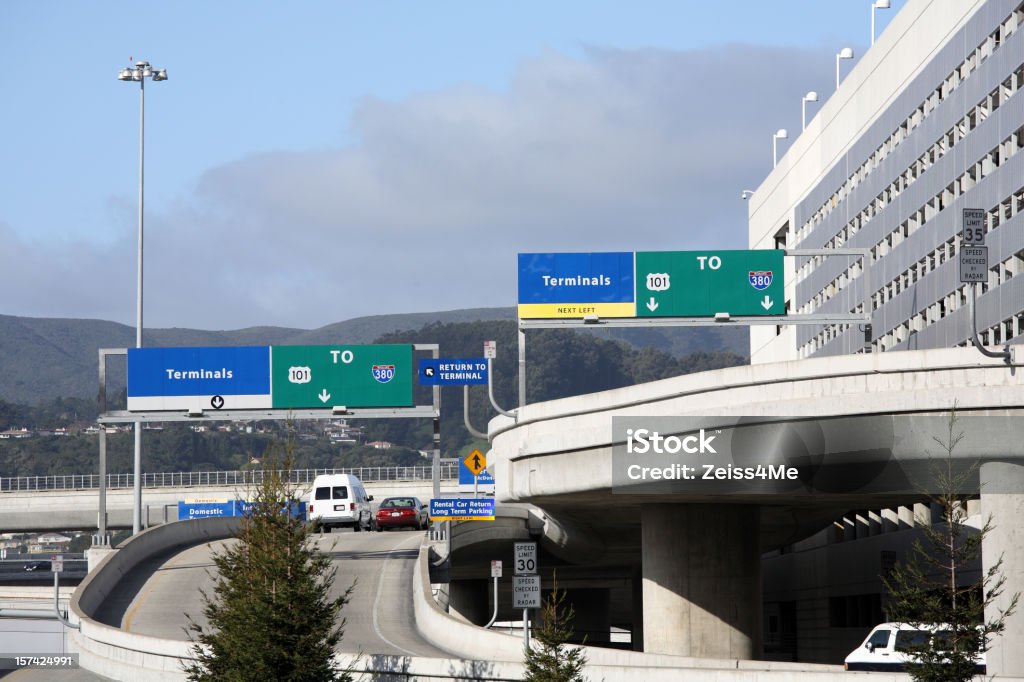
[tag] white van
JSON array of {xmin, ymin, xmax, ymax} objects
[
  {"xmin": 307, "ymin": 474, "xmax": 374, "ymax": 532},
  {"xmin": 844, "ymin": 622, "xmax": 985, "ymax": 673}
]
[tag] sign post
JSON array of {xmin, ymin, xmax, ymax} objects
[
  {"xmin": 514, "ymin": 541, "xmax": 539, "ymax": 648},
  {"xmin": 486, "ymin": 560, "xmax": 503, "ymax": 628},
  {"xmin": 960, "ymin": 209, "xmax": 987, "ymax": 285},
  {"xmin": 464, "ymin": 449, "xmax": 487, "ymax": 498}
]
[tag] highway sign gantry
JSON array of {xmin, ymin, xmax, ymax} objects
[
  {"xmin": 636, "ymin": 250, "xmax": 785, "ymax": 317},
  {"xmin": 126, "ymin": 344, "xmax": 415, "ymax": 412},
  {"xmin": 517, "ymin": 250, "xmax": 785, "ymax": 320}
]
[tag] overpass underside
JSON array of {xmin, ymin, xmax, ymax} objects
[{"xmin": 485, "ymin": 348, "xmax": 1024, "ymax": 674}]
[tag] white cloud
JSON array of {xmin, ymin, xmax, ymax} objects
[{"xmin": 3, "ymin": 44, "xmax": 833, "ymax": 330}]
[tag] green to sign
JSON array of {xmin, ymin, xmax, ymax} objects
[
  {"xmin": 271, "ymin": 344, "xmax": 414, "ymax": 409},
  {"xmin": 635, "ymin": 250, "xmax": 784, "ymax": 317}
]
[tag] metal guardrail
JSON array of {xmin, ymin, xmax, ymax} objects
[{"xmin": 0, "ymin": 461, "xmax": 460, "ymax": 493}]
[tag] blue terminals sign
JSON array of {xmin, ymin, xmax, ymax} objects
[
  {"xmin": 518, "ymin": 252, "xmax": 635, "ymax": 319},
  {"xmin": 127, "ymin": 346, "xmax": 271, "ymax": 412}
]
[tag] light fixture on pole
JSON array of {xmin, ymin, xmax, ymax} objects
[
  {"xmin": 801, "ymin": 91, "xmax": 819, "ymax": 131},
  {"xmin": 741, "ymin": 190, "xmax": 755, "ymax": 200},
  {"xmin": 871, "ymin": 0, "xmax": 891, "ymax": 46},
  {"xmin": 118, "ymin": 59, "xmax": 167, "ymax": 536},
  {"xmin": 772, "ymin": 129, "xmax": 788, "ymax": 168},
  {"xmin": 835, "ymin": 48, "xmax": 854, "ymax": 90}
]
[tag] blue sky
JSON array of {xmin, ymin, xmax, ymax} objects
[{"xmin": 0, "ymin": 1, "xmax": 903, "ymax": 330}]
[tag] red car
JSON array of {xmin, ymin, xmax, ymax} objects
[{"xmin": 375, "ymin": 497, "xmax": 430, "ymax": 531}]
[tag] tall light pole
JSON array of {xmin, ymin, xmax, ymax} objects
[
  {"xmin": 772, "ymin": 128, "xmax": 788, "ymax": 168},
  {"xmin": 801, "ymin": 91, "xmax": 819, "ymax": 131},
  {"xmin": 836, "ymin": 48, "xmax": 854, "ymax": 90},
  {"xmin": 871, "ymin": 0, "xmax": 891, "ymax": 46},
  {"xmin": 118, "ymin": 60, "xmax": 167, "ymax": 535}
]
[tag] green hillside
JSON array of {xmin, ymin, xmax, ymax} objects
[{"xmin": 0, "ymin": 309, "xmax": 746, "ymax": 405}]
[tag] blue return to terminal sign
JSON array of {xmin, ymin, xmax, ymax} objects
[
  {"xmin": 418, "ymin": 358, "xmax": 489, "ymax": 385},
  {"xmin": 128, "ymin": 346, "xmax": 272, "ymax": 412}
]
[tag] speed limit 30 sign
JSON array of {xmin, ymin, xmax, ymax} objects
[{"xmin": 514, "ymin": 542, "xmax": 537, "ymax": 575}]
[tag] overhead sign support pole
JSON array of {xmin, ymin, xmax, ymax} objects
[
  {"xmin": 518, "ymin": 328, "xmax": 526, "ymax": 409},
  {"xmin": 95, "ymin": 348, "xmax": 125, "ymax": 547},
  {"xmin": 414, "ymin": 343, "xmax": 442, "ymax": 500}
]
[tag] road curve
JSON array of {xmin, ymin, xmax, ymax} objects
[{"xmin": 97, "ymin": 527, "xmax": 451, "ymax": 658}]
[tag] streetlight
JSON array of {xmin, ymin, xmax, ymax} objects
[
  {"xmin": 871, "ymin": 0, "xmax": 891, "ymax": 46},
  {"xmin": 741, "ymin": 190, "xmax": 755, "ymax": 200},
  {"xmin": 836, "ymin": 48, "xmax": 855, "ymax": 90},
  {"xmin": 802, "ymin": 91, "xmax": 819, "ymax": 131},
  {"xmin": 118, "ymin": 59, "xmax": 167, "ymax": 536},
  {"xmin": 772, "ymin": 129, "xmax": 788, "ymax": 168}
]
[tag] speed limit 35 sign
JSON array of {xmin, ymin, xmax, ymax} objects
[
  {"xmin": 962, "ymin": 208, "xmax": 985, "ymax": 245},
  {"xmin": 514, "ymin": 542, "xmax": 537, "ymax": 575}
]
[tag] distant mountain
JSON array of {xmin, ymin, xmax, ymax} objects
[{"xmin": 0, "ymin": 309, "xmax": 747, "ymax": 405}]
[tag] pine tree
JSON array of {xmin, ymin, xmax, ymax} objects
[
  {"xmin": 881, "ymin": 412, "xmax": 1019, "ymax": 682},
  {"xmin": 523, "ymin": 574, "xmax": 588, "ymax": 682},
  {"xmin": 184, "ymin": 445, "xmax": 353, "ymax": 682}
]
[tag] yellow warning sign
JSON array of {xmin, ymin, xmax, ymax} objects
[{"xmin": 463, "ymin": 449, "xmax": 487, "ymax": 476}]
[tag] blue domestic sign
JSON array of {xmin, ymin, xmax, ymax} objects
[
  {"xmin": 429, "ymin": 497, "xmax": 495, "ymax": 521},
  {"xmin": 177, "ymin": 499, "xmax": 306, "ymax": 520},
  {"xmin": 128, "ymin": 346, "xmax": 272, "ymax": 412},
  {"xmin": 518, "ymin": 252, "xmax": 635, "ymax": 319},
  {"xmin": 419, "ymin": 358, "xmax": 489, "ymax": 385},
  {"xmin": 177, "ymin": 500, "xmax": 237, "ymax": 520}
]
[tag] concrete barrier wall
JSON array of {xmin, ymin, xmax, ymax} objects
[
  {"xmin": 408, "ymin": 544, "xmax": 922, "ymax": 681},
  {"xmin": 63, "ymin": 512, "xmax": 974, "ymax": 681},
  {"xmin": 0, "ymin": 481, "xmax": 439, "ymax": 532},
  {"xmin": 70, "ymin": 517, "xmax": 240, "ymax": 681}
]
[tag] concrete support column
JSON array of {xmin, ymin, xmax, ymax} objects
[
  {"xmin": 641, "ymin": 504, "xmax": 760, "ymax": 658},
  {"xmin": 631, "ymin": 566, "xmax": 644, "ymax": 651},
  {"xmin": 448, "ymin": 579, "xmax": 489, "ymax": 625},
  {"xmin": 981, "ymin": 462, "xmax": 1024, "ymax": 677}
]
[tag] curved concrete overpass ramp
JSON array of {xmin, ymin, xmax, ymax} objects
[{"xmin": 488, "ymin": 347, "xmax": 1024, "ymax": 673}]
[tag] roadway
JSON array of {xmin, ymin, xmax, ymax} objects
[{"xmin": 91, "ymin": 527, "xmax": 451, "ymax": 658}]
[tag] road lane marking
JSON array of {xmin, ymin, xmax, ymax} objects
[
  {"xmin": 123, "ymin": 542, "xmax": 220, "ymax": 633},
  {"xmin": 370, "ymin": 533, "xmax": 424, "ymax": 656}
]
